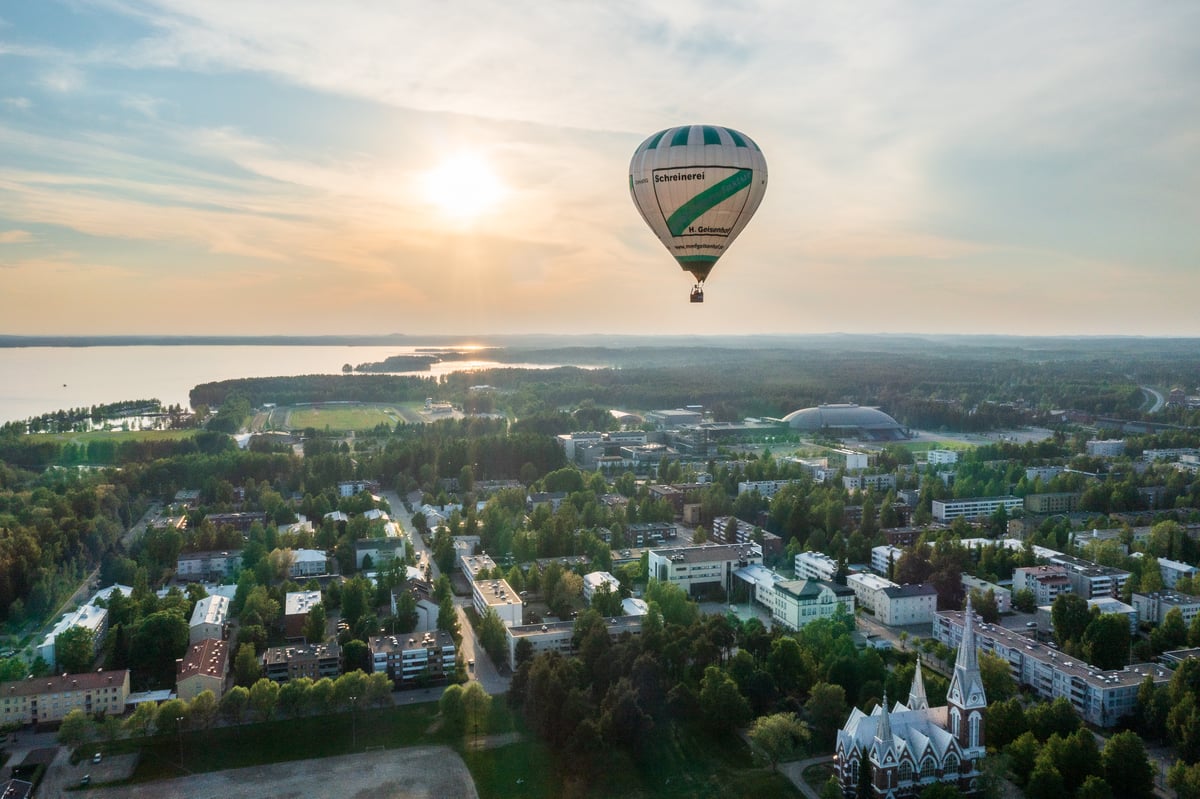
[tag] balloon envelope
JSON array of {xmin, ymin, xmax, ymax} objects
[{"xmin": 629, "ymin": 124, "xmax": 767, "ymax": 285}]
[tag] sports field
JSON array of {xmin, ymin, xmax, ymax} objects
[{"xmin": 281, "ymin": 403, "xmax": 408, "ymax": 431}]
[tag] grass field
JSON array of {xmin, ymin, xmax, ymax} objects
[
  {"xmin": 284, "ymin": 404, "xmax": 403, "ymax": 431},
  {"xmin": 41, "ymin": 429, "xmax": 197, "ymax": 444}
]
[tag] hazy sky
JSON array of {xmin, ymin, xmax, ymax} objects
[{"xmin": 1, "ymin": 2, "xmax": 1197, "ymax": 337}]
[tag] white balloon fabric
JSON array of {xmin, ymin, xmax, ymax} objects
[{"xmin": 629, "ymin": 124, "xmax": 768, "ymax": 295}]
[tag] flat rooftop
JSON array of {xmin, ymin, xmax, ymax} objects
[
  {"xmin": 939, "ymin": 610, "xmax": 1166, "ymax": 690},
  {"xmin": 651, "ymin": 543, "xmax": 760, "ymax": 564}
]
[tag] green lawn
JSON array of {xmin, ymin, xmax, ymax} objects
[
  {"xmin": 284, "ymin": 404, "xmax": 402, "ymax": 432},
  {"xmin": 38, "ymin": 429, "xmax": 197, "ymax": 444}
]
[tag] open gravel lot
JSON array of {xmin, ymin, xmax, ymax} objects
[{"xmin": 86, "ymin": 746, "xmax": 477, "ymax": 799}]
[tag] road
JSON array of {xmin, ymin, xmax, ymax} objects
[
  {"xmin": 1141, "ymin": 385, "xmax": 1166, "ymax": 414},
  {"xmin": 777, "ymin": 755, "xmax": 832, "ymax": 799},
  {"xmin": 380, "ymin": 490, "xmax": 510, "ymax": 696}
]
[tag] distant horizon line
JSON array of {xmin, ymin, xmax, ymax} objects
[{"xmin": 2, "ymin": 331, "xmax": 1199, "ymax": 348}]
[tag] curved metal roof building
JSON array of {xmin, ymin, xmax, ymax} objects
[{"xmin": 782, "ymin": 404, "xmax": 906, "ymax": 440}]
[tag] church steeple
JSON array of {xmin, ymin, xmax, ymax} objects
[
  {"xmin": 875, "ymin": 690, "xmax": 893, "ymax": 750},
  {"xmin": 908, "ymin": 655, "xmax": 929, "ymax": 711},
  {"xmin": 870, "ymin": 690, "xmax": 897, "ymax": 793},
  {"xmin": 946, "ymin": 594, "xmax": 987, "ymax": 753}
]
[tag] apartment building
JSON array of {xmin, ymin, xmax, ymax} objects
[
  {"xmin": 471, "ymin": 578, "xmax": 524, "ymax": 627},
  {"xmin": 794, "ymin": 550, "xmax": 839, "ymax": 582},
  {"xmin": 0, "ymin": 670, "xmax": 130, "ymax": 726},
  {"xmin": 262, "ymin": 642, "xmax": 342, "ymax": 682},
  {"xmin": 370, "ymin": 631, "xmax": 456, "ymax": 688},
  {"xmin": 931, "ymin": 496, "xmax": 1023, "ymax": 522},
  {"xmin": 188, "ymin": 594, "xmax": 230, "ymax": 645},
  {"xmin": 648, "ymin": 544, "xmax": 762, "ymax": 596},
  {"xmin": 935, "ymin": 610, "xmax": 1165, "ymax": 727},
  {"xmin": 176, "ymin": 638, "xmax": 228, "ymax": 702},
  {"xmin": 768, "ymin": 579, "xmax": 855, "ymax": 631}
]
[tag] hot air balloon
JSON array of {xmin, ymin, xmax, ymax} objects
[{"xmin": 629, "ymin": 124, "xmax": 767, "ymax": 302}]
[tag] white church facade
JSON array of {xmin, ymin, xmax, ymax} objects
[{"xmin": 834, "ymin": 597, "xmax": 987, "ymax": 797}]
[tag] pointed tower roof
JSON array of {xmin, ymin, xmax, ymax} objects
[
  {"xmin": 908, "ymin": 656, "xmax": 929, "ymax": 711},
  {"xmin": 875, "ymin": 690, "xmax": 892, "ymax": 745},
  {"xmin": 954, "ymin": 594, "xmax": 980, "ymax": 673},
  {"xmin": 870, "ymin": 689, "xmax": 897, "ymax": 767},
  {"xmin": 947, "ymin": 594, "xmax": 987, "ymax": 714}
]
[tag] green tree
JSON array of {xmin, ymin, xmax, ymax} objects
[
  {"xmin": 985, "ymin": 696, "xmax": 1027, "ymax": 750},
  {"xmin": 477, "ymin": 608, "xmax": 508, "ymax": 663},
  {"xmin": 277, "ymin": 677, "xmax": 312, "ymax": 718},
  {"xmin": 249, "ymin": 677, "xmax": 280, "ymax": 722},
  {"xmin": 302, "ymin": 602, "xmax": 328, "ymax": 643},
  {"xmin": 55, "ymin": 625, "xmax": 96, "ymax": 673},
  {"xmin": 461, "ymin": 681, "xmax": 493, "ymax": 740},
  {"xmin": 440, "ymin": 683, "xmax": 466, "ymax": 734},
  {"xmin": 749, "ymin": 712, "xmax": 810, "ymax": 769},
  {"xmin": 365, "ymin": 670, "xmax": 393, "ymax": 707},
  {"xmin": 1024, "ymin": 761, "xmax": 1065, "ymax": 799},
  {"xmin": 187, "ymin": 689, "xmax": 219, "ymax": 730},
  {"xmin": 979, "ymin": 651, "xmax": 1016, "ymax": 703},
  {"xmin": 130, "ymin": 610, "xmax": 189, "ymax": 688},
  {"xmin": 805, "ymin": 682, "xmax": 847, "ymax": 744},
  {"xmin": 57, "ymin": 708, "xmax": 93, "ymax": 750},
  {"xmin": 220, "ymin": 685, "xmax": 250, "ymax": 725},
  {"xmin": 1170, "ymin": 760, "xmax": 1200, "ymax": 799},
  {"xmin": 1101, "ymin": 730, "xmax": 1154, "ymax": 799},
  {"xmin": 1081, "ymin": 613, "xmax": 1130, "ymax": 671},
  {"xmin": 699, "ymin": 665, "xmax": 751, "ymax": 733},
  {"xmin": 156, "ymin": 698, "xmax": 187, "ymax": 734},
  {"xmin": 1151, "ymin": 607, "xmax": 1188, "ymax": 653},
  {"xmin": 438, "ymin": 596, "xmax": 459, "ymax": 636},
  {"xmin": 1051, "ymin": 593, "xmax": 1091, "ymax": 647},
  {"xmin": 234, "ymin": 642, "xmax": 261, "ymax": 687},
  {"xmin": 1075, "ymin": 775, "xmax": 1114, "ymax": 799},
  {"xmin": 124, "ymin": 700, "xmax": 159, "ymax": 737}
]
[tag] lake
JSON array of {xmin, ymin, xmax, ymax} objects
[{"xmin": 0, "ymin": 345, "xmax": 572, "ymax": 424}]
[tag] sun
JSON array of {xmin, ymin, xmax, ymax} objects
[{"xmin": 420, "ymin": 152, "xmax": 506, "ymax": 222}]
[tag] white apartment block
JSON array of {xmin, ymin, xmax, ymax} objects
[
  {"xmin": 834, "ymin": 449, "xmax": 870, "ymax": 471},
  {"xmin": 935, "ymin": 610, "xmax": 1167, "ymax": 728},
  {"xmin": 461, "ymin": 553, "xmax": 498, "ymax": 583},
  {"xmin": 795, "ymin": 551, "xmax": 839, "ymax": 582},
  {"xmin": 1044, "ymin": 553, "xmax": 1131, "ymax": 599},
  {"xmin": 1086, "ymin": 439, "xmax": 1125, "ymax": 457},
  {"xmin": 176, "ymin": 550, "xmax": 243, "ymax": 582},
  {"xmin": 768, "ymin": 579, "xmax": 855, "ymax": 632},
  {"xmin": 931, "ymin": 496, "xmax": 1023, "ymax": 522},
  {"xmin": 737, "ymin": 479, "xmax": 803, "ymax": 498},
  {"xmin": 370, "ymin": 630, "xmax": 456, "ymax": 687},
  {"xmin": 1132, "ymin": 591, "xmax": 1200, "ymax": 626},
  {"xmin": 505, "ymin": 616, "xmax": 643, "ymax": 670},
  {"xmin": 877, "ymin": 584, "xmax": 939, "ymax": 626},
  {"xmin": 847, "ymin": 572, "xmax": 897, "ymax": 614},
  {"xmin": 926, "ymin": 450, "xmax": 960, "ymax": 465},
  {"xmin": 649, "ymin": 544, "xmax": 763, "ymax": 596},
  {"xmin": 871, "ymin": 545, "xmax": 905, "ymax": 576},
  {"xmin": 960, "ymin": 574, "xmax": 1011, "ymax": 613},
  {"xmin": 472, "ymin": 578, "xmax": 524, "ymax": 627},
  {"xmin": 289, "ymin": 549, "xmax": 328, "ymax": 578},
  {"xmin": 1013, "ymin": 565, "xmax": 1073, "ymax": 606},
  {"xmin": 37, "ymin": 603, "xmax": 108, "ymax": 670},
  {"xmin": 1025, "ymin": 466, "xmax": 1064, "ymax": 482},
  {"xmin": 188, "ymin": 594, "xmax": 230, "ymax": 645},
  {"xmin": 583, "ymin": 571, "xmax": 621, "ymax": 604},
  {"xmin": 1159, "ymin": 558, "xmax": 1199, "ymax": 588},
  {"xmin": 842, "ymin": 473, "xmax": 897, "ymax": 492}
]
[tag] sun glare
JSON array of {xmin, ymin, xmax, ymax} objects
[{"xmin": 421, "ymin": 153, "xmax": 506, "ymax": 222}]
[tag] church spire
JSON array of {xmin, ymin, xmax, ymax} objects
[
  {"xmin": 954, "ymin": 593, "xmax": 980, "ymax": 673},
  {"xmin": 875, "ymin": 690, "xmax": 892, "ymax": 746},
  {"xmin": 908, "ymin": 655, "xmax": 929, "ymax": 711}
]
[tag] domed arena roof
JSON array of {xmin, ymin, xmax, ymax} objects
[{"xmin": 782, "ymin": 404, "xmax": 906, "ymax": 440}]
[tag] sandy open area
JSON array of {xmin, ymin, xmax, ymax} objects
[{"xmin": 87, "ymin": 746, "xmax": 477, "ymax": 799}]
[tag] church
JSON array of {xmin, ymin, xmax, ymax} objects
[{"xmin": 834, "ymin": 597, "xmax": 987, "ymax": 797}]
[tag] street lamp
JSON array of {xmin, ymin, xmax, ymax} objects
[
  {"xmin": 349, "ymin": 696, "xmax": 358, "ymax": 750},
  {"xmin": 175, "ymin": 716, "xmax": 184, "ymax": 770}
]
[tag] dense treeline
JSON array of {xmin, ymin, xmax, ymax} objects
[
  {"xmin": 22, "ymin": 400, "xmax": 186, "ymax": 434},
  {"xmin": 190, "ymin": 340, "xmax": 1200, "ymax": 433}
]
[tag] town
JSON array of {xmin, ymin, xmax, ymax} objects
[{"xmin": 3, "ymin": 365, "xmax": 1200, "ymax": 799}]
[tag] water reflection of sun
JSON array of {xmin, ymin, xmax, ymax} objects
[{"xmin": 420, "ymin": 153, "xmax": 506, "ymax": 222}]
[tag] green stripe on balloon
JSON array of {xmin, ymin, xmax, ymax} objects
[{"xmin": 666, "ymin": 169, "xmax": 753, "ymax": 236}]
